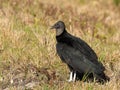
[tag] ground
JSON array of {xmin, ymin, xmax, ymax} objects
[{"xmin": 0, "ymin": 0, "xmax": 120, "ymax": 90}]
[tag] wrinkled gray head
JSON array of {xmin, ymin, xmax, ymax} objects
[{"xmin": 51, "ymin": 21, "xmax": 66, "ymax": 36}]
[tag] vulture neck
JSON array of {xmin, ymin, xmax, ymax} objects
[
  {"xmin": 56, "ymin": 28, "xmax": 65, "ymax": 36},
  {"xmin": 56, "ymin": 29, "xmax": 69, "ymax": 42}
]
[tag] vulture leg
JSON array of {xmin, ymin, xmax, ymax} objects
[
  {"xmin": 73, "ymin": 71, "xmax": 76, "ymax": 82},
  {"xmin": 68, "ymin": 71, "xmax": 73, "ymax": 82}
]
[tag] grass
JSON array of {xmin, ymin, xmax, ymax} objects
[{"xmin": 0, "ymin": 0, "xmax": 120, "ymax": 90}]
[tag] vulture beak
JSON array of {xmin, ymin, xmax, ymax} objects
[
  {"xmin": 50, "ymin": 23, "xmax": 59, "ymax": 29},
  {"xmin": 50, "ymin": 25, "xmax": 55, "ymax": 29}
]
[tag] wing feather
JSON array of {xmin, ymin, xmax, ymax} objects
[{"xmin": 56, "ymin": 43, "xmax": 103, "ymax": 74}]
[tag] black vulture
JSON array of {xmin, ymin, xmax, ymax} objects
[{"xmin": 51, "ymin": 21, "xmax": 109, "ymax": 83}]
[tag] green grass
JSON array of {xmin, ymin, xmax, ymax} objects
[
  {"xmin": 0, "ymin": 0, "xmax": 120, "ymax": 90},
  {"xmin": 114, "ymin": 0, "xmax": 120, "ymax": 6}
]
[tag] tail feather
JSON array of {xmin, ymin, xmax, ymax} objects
[
  {"xmin": 95, "ymin": 72, "xmax": 110, "ymax": 83},
  {"xmin": 76, "ymin": 71, "xmax": 110, "ymax": 84}
]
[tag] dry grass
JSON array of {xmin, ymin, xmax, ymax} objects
[{"xmin": 0, "ymin": 0, "xmax": 120, "ymax": 90}]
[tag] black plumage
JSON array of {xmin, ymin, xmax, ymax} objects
[{"xmin": 51, "ymin": 21, "xmax": 109, "ymax": 83}]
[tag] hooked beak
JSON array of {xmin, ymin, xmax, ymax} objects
[
  {"xmin": 50, "ymin": 25, "xmax": 55, "ymax": 29},
  {"xmin": 50, "ymin": 23, "xmax": 58, "ymax": 29}
]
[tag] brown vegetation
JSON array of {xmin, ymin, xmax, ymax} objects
[{"xmin": 0, "ymin": 0, "xmax": 120, "ymax": 89}]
